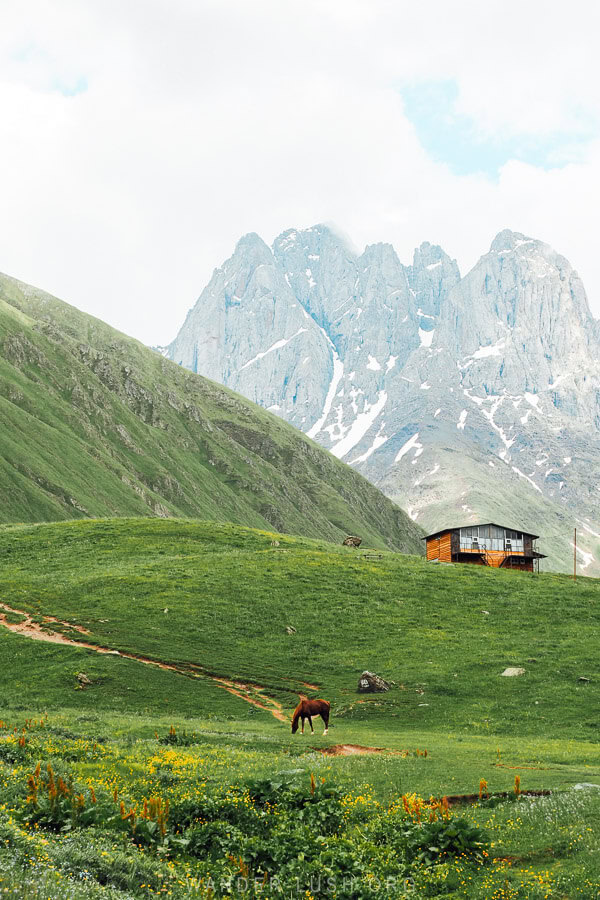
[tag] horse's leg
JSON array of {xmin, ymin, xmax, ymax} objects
[
  {"xmin": 308, "ymin": 715, "xmax": 314, "ymax": 734},
  {"xmin": 322, "ymin": 709, "xmax": 329, "ymax": 736},
  {"xmin": 301, "ymin": 716, "xmax": 305, "ymax": 734}
]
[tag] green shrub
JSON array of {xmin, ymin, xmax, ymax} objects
[{"xmin": 402, "ymin": 816, "xmax": 489, "ymax": 866}]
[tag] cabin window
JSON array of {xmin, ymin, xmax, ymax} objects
[
  {"xmin": 504, "ymin": 529, "xmax": 524, "ymax": 551},
  {"xmin": 458, "ymin": 525, "xmax": 524, "ymax": 553}
]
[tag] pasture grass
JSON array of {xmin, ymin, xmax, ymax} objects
[
  {"xmin": 2, "ymin": 518, "xmax": 600, "ymax": 896},
  {"xmin": 1, "ymin": 518, "xmax": 599, "ymax": 739}
]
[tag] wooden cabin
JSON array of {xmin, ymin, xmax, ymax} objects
[{"xmin": 424, "ymin": 523, "xmax": 546, "ymax": 572}]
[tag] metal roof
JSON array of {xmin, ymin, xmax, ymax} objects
[{"xmin": 422, "ymin": 522, "xmax": 541, "ymax": 541}]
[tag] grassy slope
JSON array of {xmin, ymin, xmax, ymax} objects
[
  {"xmin": 0, "ymin": 273, "xmax": 423, "ymax": 553},
  {"xmin": 1, "ymin": 518, "xmax": 598, "ymax": 742},
  {"xmin": 3, "ymin": 519, "xmax": 600, "ymax": 898}
]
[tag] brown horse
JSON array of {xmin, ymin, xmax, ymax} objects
[{"xmin": 291, "ymin": 698, "xmax": 330, "ymax": 735}]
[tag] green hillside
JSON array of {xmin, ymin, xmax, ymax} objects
[
  {"xmin": 0, "ymin": 272, "xmax": 422, "ymax": 553},
  {"xmin": 1, "ymin": 518, "xmax": 598, "ymax": 737},
  {"xmin": 2, "ymin": 519, "xmax": 600, "ymax": 898}
]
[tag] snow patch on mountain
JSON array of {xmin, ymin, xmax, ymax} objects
[
  {"xmin": 306, "ymin": 324, "xmax": 344, "ymax": 439},
  {"xmin": 330, "ymin": 391, "xmax": 388, "ymax": 460},
  {"xmin": 419, "ymin": 328, "xmax": 434, "ymax": 348},
  {"xmin": 350, "ymin": 421, "xmax": 389, "ymax": 464},
  {"xmin": 395, "ymin": 433, "xmax": 423, "ymax": 463},
  {"xmin": 240, "ymin": 328, "xmax": 307, "ymax": 371}
]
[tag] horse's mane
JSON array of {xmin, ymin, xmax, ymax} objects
[{"xmin": 291, "ymin": 700, "xmax": 304, "ymax": 726}]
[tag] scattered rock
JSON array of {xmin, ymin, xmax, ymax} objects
[
  {"xmin": 482, "ymin": 610, "xmax": 490, "ymax": 615},
  {"xmin": 500, "ymin": 667, "xmax": 526, "ymax": 677},
  {"xmin": 357, "ymin": 671, "xmax": 390, "ymax": 693},
  {"xmin": 163, "ymin": 608, "xmax": 169, "ymax": 614},
  {"xmin": 76, "ymin": 672, "xmax": 92, "ymax": 689},
  {"xmin": 270, "ymin": 540, "xmax": 280, "ymax": 547},
  {"xmin": 285, "ymin": 625, "xmax": 296, "ymax": 635},
  {"xmin": 578, "ymin": 676, "xmax": 591, "ymax": 683},
  {"xmin": 343, "ymin": 535, "xmax": 362, "ymax": 548}
]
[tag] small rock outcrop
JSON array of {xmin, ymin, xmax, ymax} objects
[
  {"xmin": 500, "ymin": 667, "xmax": 525, "ymax": 677},
  {"xmin": 343, "ymin": 535, "xmax": 362, "ymax": 548},
  {"xmin": 358, "ymin": 671, "xmax": 390, "ymax": 693}
]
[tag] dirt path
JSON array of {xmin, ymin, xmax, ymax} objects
[
  {"xmin": 319, "ymin": 744, "xmax": 388, "ymax": 756},
  {"xmin": 0, "ymin": 602, "xmax": 289, "ymax": 723}
]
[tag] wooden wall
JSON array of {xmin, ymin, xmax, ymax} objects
[{"xmin": 426, "ymin": 532, "xmax": 452, "ymax": 562}]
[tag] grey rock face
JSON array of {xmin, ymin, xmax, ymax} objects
[{"xmin": 166, "ymin": 225, "xmax": 600, "ymax": 576}]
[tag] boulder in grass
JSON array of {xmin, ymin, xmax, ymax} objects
[
  {"xmin": 358, "ymin": 671, "xmax": 390, "ymax": 693},
  {"xmin": 500, "ymin": 667, "xmax": 525, "ymax": 677},
  {"xmin": 343, "ymin": 536, "xmax": 362, "ymax": 548}
]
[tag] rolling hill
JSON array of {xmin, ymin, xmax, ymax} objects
[
  {"xmin": 1, "ymin": 517, "xmax": 597, "ymax": 739},
  {"xmin": 0, "ymin": 271, "xmax": 422, "ymax": 553},
  {"xmin": 3, "ymin": 519, "xmax": 600, "ymax": 898}
]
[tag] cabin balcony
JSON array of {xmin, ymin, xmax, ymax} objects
[{"xmin": 456, "ymin": 540, "xmax": 541, "ymax": 557}]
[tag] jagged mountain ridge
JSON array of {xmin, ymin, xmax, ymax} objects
[{"xmin": 166, "ymin": 225, "xmax": 600, "ymax": 575}]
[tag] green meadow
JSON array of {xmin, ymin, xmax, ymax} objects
[{"xmin": 1, "ymin": 518, "xmax": 600, "ymax": 897}]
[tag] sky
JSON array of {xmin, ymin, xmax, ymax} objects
[{"xmin": 1, "ymin": 0, "xmax": 599, "ymax": 345}]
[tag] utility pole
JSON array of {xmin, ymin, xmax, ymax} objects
[{"xmin": 574, "ymin": 527, "xmax": 577, "ymax": 582}]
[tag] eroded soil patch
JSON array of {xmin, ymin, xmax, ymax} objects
[
  {"xmin": 0, "ymin": 601, "xmax": 289, "ymax": 722},
  {"xmin": 318, "ymin": 744, "xmax": 388, "ymax": 756}
]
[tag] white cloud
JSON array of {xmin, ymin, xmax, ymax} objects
[{"xmin": 0, "ymin": 0, "xmax": 598, "ymax": 344}]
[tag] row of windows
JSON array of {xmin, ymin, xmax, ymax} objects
[{"xmin": 460, "ymin": 526, "xmax": 524, "ymax": 541}]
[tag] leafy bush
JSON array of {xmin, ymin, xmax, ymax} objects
[
  {"xmin": 245, "ymin": 775, "xmax": 345, "ymax": 833},
  {"xmin": 402, "ymin": 816, "xmax": 489, "ymax": 866},
  {"xmin": 185, "ymin": 820, "xmax": 246, "ymax": 858}
]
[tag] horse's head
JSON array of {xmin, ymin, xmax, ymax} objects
[{"xmin": 291, "ymin": 717, "xmax": 299, "ymax": 733}]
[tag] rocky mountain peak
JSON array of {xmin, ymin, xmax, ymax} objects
[
  {"xmin": 165, "ymin": 225, "xmax": 600, "ymax": 576},
  {"xmin": 412, "ymin": 240, "xmax": 454, "ymax": 269},
  {"xmin": 489, "ymin": 229, "xmax": 533, "ymax": 253},
  {"xmin": 235, "ymin": 231, "xmax": 271, "ymax": 252},
  {"xmin": 407, "ymin": 242, "xmax": 460, "ymax": 318}
]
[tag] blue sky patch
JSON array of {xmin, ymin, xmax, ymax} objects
[
  {"xmin": 10, "ymin": 42, "xmax": 88, "ymax": 97},
  {"xmin": 401, "ymin": 80, "xmax": 594, "ymax": 179},
  {"xmin": 52, "ymin": 75, "xmax": 88, "ymax": 97}
]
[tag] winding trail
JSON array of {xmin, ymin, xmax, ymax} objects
[{"xmin": 0, "ymin": 602, "xmax": 289, "ymax": 723}]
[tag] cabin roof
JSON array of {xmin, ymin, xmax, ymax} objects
[{"xmin": 422, "ymin": 522, "xmax": 540, "ymax": 541}]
